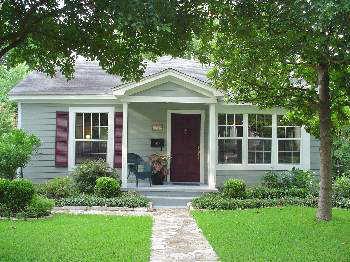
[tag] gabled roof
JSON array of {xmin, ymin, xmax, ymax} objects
[{"xmin": 10, "ymin": 56, "xmax": 212, "ymax": 96}]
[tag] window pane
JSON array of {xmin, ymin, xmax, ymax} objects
[
  {"xmin": 84, "ymin": 113, "xmax": 91, "ymax": 139},
  {"xmin": 236, "ymin": 126, "xmax": 243, "ymax": 137},
  {"xmin": 248, "ymin": 139, "xmax": 271, "ymax": 164},
  {"xmin": 226, "ymin": 126, "xmax": 243, "ymax": 137},
  {"xmin": 278, "ymin": 152, "xmax": 292, "ymax": 164},
  {"xmin": 100, "ymin": 127, "xmax": 108, "ymax": 140},
  {"xmin": 75, "ymin": 113, "xmax": 83, "ymax": 139},
  {"xmin": 248, "ymin": 114, "xmax": 272, "ymax": 138},
  {"xmin": 235, "ymin": 114, "xmax": 243, "ymax": 125},
  {"xmin": 100, "ymin": 113, "xmax": 108, "ymax": 126},
  {"xmin": 92, "ymin": 113, "xmax": 99, "ymax": 126},
  {"xmin": 75, "ymin": 141, "xmax": 107, "ymax": 164},
  {"xmin": 218, "ymin": 139, "xmax": 242, "ymax": 164},
  {"xmin": 218, "ymin": 114, "xmax": 226, "ymax": 125},
  {"xmin": 92, "ymin": 127, "xmax": 99, "ymax": 139},
  {"xmin": 286, "ymin": 127, "xmax": 301, "ymax": 138},
  {"xmin": 218, "ymin": 126, "xmax": 226, "ymax": 137},
  {"xmin": 227, "ymin": 114, "xmax": 235, "ymax": 125},
  {"xmin": 277, "ymin": 127, "xmax": 285, "ymax": 138},
  {"xmin": 75, "ymin": 126, "xmax": 83, "ymax": 139},
  {"xmin": 76, "ymin": 113, "xmax": 83, "ymax": 126}
]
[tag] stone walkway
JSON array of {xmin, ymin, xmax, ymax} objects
[
  {"xmin": 53, "ymin": 206, "xmax": 218, "ymax": 262},
  {"xmin": 151, "ymin": 209, "xmax": 218, "ymax": 262}
]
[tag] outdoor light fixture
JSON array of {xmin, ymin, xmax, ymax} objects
[
  {"xmin": 152, "ymin": 121, "xmax": 163, "ymax": 131},
  {"xmin": 85, "ymin": 134, "xmax": 91, "ymax": 139}
]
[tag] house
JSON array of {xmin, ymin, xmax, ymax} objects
[{"xmin": 10, "ymin": 56, "xmax": 320, "ymax": 189}]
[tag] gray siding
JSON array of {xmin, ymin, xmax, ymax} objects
[
  {"xmin": 21, "ymin": 103, "xmax": 121, "ymax": 183},
  {"xmin": 310, "ymin": 136, "xmax": 320, "ymax": 174},
  {"xmin": 133, "ymin": 82, "xmax": 206, "ymax": 97},
  {"xmin": 216, "ymin": 170, "xmax": 267, "ymax": 186}
]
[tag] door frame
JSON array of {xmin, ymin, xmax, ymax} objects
[{"xmin": 167, "ymin": 110, "xmax": 205, "ymax": 183}]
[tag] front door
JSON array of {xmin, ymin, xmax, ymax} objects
[{"xmin": 170, "ymin": 113, "xmax": 201, "ymax": 182}]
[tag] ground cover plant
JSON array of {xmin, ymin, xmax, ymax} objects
[
  {"xmin": 193, "ymin": 206, "xmax": 350, "ymax": 261},
  {"xmin": 0, "ymin": 214, "xmax": 152, "ymax": 261}
]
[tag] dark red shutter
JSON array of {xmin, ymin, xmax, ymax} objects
[
  {"xmin": 55, "ymin": 111, "xmax": 69, "ymax": 167},
  {"xmin": 114, "ymin": 112, "xmax": 123, "ymax": 168}
]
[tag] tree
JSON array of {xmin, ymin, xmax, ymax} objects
[
  {"xmin": 195, "ymin": 0, "xmax": 350, "ymax": 220},
  {"xmin": 0, "ymin": 0, "xmax": 203, "ymax": 80},
  {"xmin": 0, "ymin": 62, "xmax": 29, "ymax": 135}
]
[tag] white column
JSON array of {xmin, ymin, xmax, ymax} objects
[
  {"xmin": 121, "ymin": 102, "xmax": 128, "ymax": 188},
  {"xmin": 208, "ymin": 103, "xmax": 217, "ymax": 188},
  {"xmin": 17, "ymin": 102, "xmax": 22, "ymax": 128},
  {"xmin": 301, "ymin": 127, "xmax": 311, "ymax": 170}
]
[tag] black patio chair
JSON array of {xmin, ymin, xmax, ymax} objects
[{"xmin": 127, "ymin": 153, "xmax": 152, "ymax": 187}]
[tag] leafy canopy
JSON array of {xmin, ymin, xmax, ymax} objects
[
  {"xmin": 0, "ymin": 0, "xmax": 205, "ymax": 81},
  {"xmin": 194, "ymin": 0, "xmax": 350, "ymax": 136}
]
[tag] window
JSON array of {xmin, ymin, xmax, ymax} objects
[
  {"xmin": 218, "ymin": 113, "xmax": 243, "ymax": 163},
  {"xmin": 248, "ymin": 114, "xmax": 272, "ymax": 164},
  {"xmin": 277, "ymin": 115, "xmax": 301, "ymax": 164},
  {"xmin": 75, "ymin": 113, "xmax": 109, "ymax": 164}
]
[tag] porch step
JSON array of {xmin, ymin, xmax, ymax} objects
[{"xmin": 148, "ymin": 196, "xmax": 194, "ymax": 208}]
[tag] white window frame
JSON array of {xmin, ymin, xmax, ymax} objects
[
  {"xmin": 216, "ymin": 107, "xmax": 310, "ymax": 171},
  {"xmin": 68, "ymin": 107, "xmax": 115, "ymax": 171}
]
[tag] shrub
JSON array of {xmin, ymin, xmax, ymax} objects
[
  {"xmin": 246, "ymin": 186, "xmax": 310, "ymax": 199},
  {"xmin": 55, "ymin": 192, "xmax": 149, "ymax": 208},
  {"xmin": 73, "ymin": 160, "xmax": 119, "ymax": 194},
  {"xmin": 0, "ymin": 129, "xmax": 40, "ymax": 179},
  {"xmin": 95, "ymin": 177, "xmax": 121, "ymax": 198},
  {"xmin": 0, "ymin": 178, "xmax": 10, "ymax": 204},
  {"xmin": 4, "ymin": 179, "xmax": 35, "ymax": 212},
  {"xmin": 43, "ymin": 177, "xmax": 76, "ymax": 199},
  {"xmin": 333, "ymin": 176, "xmax": 350, "ymax": 199},
  {"xmin": 262, "ymin": 168, "xmax": 314, "ymax": 190},
  {"xmin": 18, "ymin": 195, "xmax": 55, "ymax": 218},
  {"xmin": 192, "ymin": 192, "xmax": 319, "ymax": 210},
  {"xmin": 222, "ymin": 179, "xmax": 246, "ymax": 199}
]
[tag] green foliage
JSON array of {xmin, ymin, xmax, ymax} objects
[
  {"xmin": 55, "ymin": 192, "xmax": 149, "ymax": 208},
  {"xmin": 0, "ymin": 129, "xmax": 40, "ymax": 179},
  {"xmin": 3, "ymin": 179, "xmax": 35, "ymax": 212},
  {"xmin": 17, "ymin": 195, "xmax": 54, "ymax": 218},
  {"xmin": 333, "ymin": 176, "xmax": 350, "ymax": 199},
  {"xmin": 0, "ymin": 63, "xmax": 29, "ymax": 135},
  {"xmin": 72, "ymin": 160, "xmax": 119, "ymax": 194},
  {"xmin": 192, "ymin": 192, "xmax": 318, "ymax": 210},
  {"xmin": 262, "ymin": 169, "xmax": 315, "ymax": 190},
  {"xmin": 0, "ymin": 1, "xmax": 203, "ymax": 81},
  {"xmin": 246, "ymin": 187, "xmax": 310, "ymax": 199},
  {"xmin": 222, "ymin": 179, "xmax": 246, "ymax": 199},
  {"xmin": 42, "ymin": 177, "xmax": 77, "ymax": 199},
  {"xmin": 332, "ymin": 126, "xmax": 350, "ymax": 178},
  {"xmin": 95, "ymin": 177, "xmax": 121, "ymax": 198},
  {"xmin": 0, "ymin": 178, "xmax": 10, "ymax": 204}
]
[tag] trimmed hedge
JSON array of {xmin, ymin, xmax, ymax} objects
[
  {"xmin": 4, "ymin": 179, "xmax": 35, "ymax": 212},
  {"xmin": 42, "ymin": 177, "xmax": 77, "ymax": 199},
  {"xmin": 55, "ymin": 192, "xmax": 149, "ymax": 208},
  {"xmin": 17, "ymin": 195, "xmax": 55, "ymax": 218},
  {"xmin": 192, "ymin": 192, "xmax": 350, "ymax": 210},
  {"xmin": 246, "ymin": 186, "xmax": 310, "ymax": 199},
  {"xmin": 95, "ymin": 177, "xmax": 121, "ymax": 198},
  {"xmin": 222, "ymin": 179, "xmax": 246, "ymax": 199}
]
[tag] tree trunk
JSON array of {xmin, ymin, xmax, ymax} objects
[{"xmin": 316, "ymin": 63, "xmax": 332, "ymax": 221}]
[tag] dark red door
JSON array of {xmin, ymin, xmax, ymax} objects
[{"xmin": 170, "ymin": 114, "xmax": 201, "ymax": 182}]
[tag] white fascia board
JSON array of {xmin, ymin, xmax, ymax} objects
[
  {"xmin": 119, "ymin": 96, "xmax": 217, "ymax": 104},
  {"xmin": 9, "ymin": 94, "xmax": 119, "ymax": 104}
]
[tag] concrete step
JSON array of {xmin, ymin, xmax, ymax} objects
[
  {"xmin": 148, "ymin": 196, "xmax": 194, "ymax": 208},
  {"xmin": 139, "ymin": 190, "xmax": 204, "ymax": 198}
]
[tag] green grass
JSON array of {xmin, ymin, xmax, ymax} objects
[
  {"xmin": 0, "ymin": 214, "xmax": 152, "ymax": 262},
  {"xmin": 193, "ymin": 206, "xmax": 350, "ymax": 261}
]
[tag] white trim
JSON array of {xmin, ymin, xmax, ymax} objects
[
  {"xmin": 121, "ymin": 103, "xmax": 128, "ymax": 188},
  {"xmin": 114, "ymin": 69, "xmax": 223, "ymax": 97},
  {"xmin": 120, "ymin": 96, "xmax": 217, "ymax": 104},
  {"xmin": 17, "ymin": 102, "xmax": 22, "ymax": 128},
  {"xmin": 301, "ymin": 127, "xmax": 311, "ymax": 170},
  {"xmin": 68, "ymin": 107, "xmax": 115, "ymax": 172},
  {"xmin": 208, "ymin": 104, "xmax": 217, "ymax": 188},
  {"xmin": 167, "ymin": 110, "xmax": 205, "ymax": 184}
]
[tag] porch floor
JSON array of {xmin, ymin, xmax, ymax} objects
[{"xmin": 124, "ymin": 183, "xmax": 217, "ymax": 193}]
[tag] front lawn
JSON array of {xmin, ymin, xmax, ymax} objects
[
  {"xmin": 193, "ymin": 206, "xmax": 350, "ymax": 261},
  {"xmin": 0, "ymin": 214, "xmax": 152, "ymax": 261}
]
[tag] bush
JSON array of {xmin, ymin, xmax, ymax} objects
[
  {"xmin": 95, "ymin": 177, "xmax": 121, "ymax": 198},
  {"xmin": 222, "ymin": 179, "xmax": 246, "ymax": 198},
  {"xmin": 73, "ymin": 160, "xmax": 119, "ymax": 194},
  {"xmin": 0, "ymin": 178, "xmax": 10, "ymax": 204},
  {"xmin": 55, "ymin": 192, "xmax": 149, "ymax": 208},
  {"xmin": 18, "ymin": 195, "xmax": 55, "ymax": 218},
  {"xmin": 0, "ymin": 129, "xmax": 40, "ymax": 179},
  {"xmin": 192, "ymin": 192, "xmax": 319, "ymax": 210},
  {"xmin": 246, "ymin": 186, "xmax": 310, "ymax": 199},
  {"xmin": 4, "ymin": 179, "xmax": 35, "ymax": 212},
  {"xmin": 262, "ymin": 168, "xmax": 314, "ymax": 190},
  {"xmin": 334, "ymin": 176, "xmax": 350, "ymax": 199},
  {"xmin": 43, "ymin": 177, "xmax": 76, "ymax": 199}
]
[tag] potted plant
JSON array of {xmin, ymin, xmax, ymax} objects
[{"xmin": 149, "ymin": 153, "xmax": 171, "ymax": 185}]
